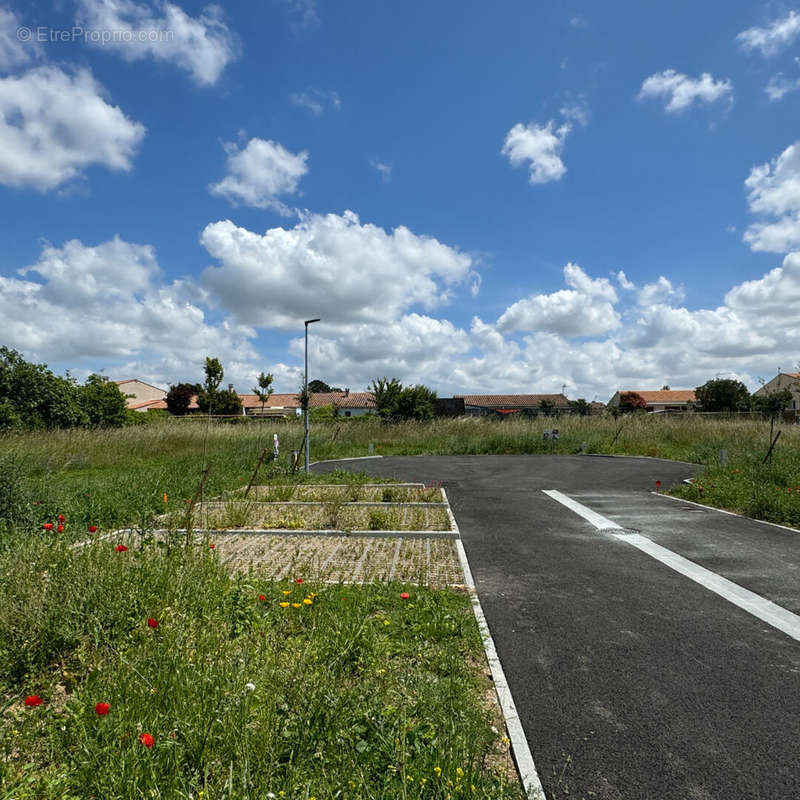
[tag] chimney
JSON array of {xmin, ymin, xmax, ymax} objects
[
  {"xmin": 228, "ymin": 383, "xmax": 234, "ymax": 392},
  {"xmin": 344, "ymin": 387, "xmax": 349, "ymax": 397}
]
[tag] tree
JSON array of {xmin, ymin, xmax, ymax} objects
[
  {"xmin": 0, "ymin": 347, "xmax": 88, "ymax": 429},
  {"xmin": 695, "ymin": 378, "xmax": 751, "ymax": 412},
  {"xmin": 80, "ymin": 374, "xmax": 128, "ymax": 427},
  {"xmin": 618, "ymin": 392, "xmax": 647, "ymax": 413},
  {"xmin": 661, "ymin": 385, "xmax": 671, "ymax": 391},
  {"xmin": 214, "ymin": 388, "xmax": 243, "ymax": 416},
  {"xmin": 752, "ymin": 387, "xmax": 794, "ymax": 419},
  {"xmin": 396, "ymin": 384, "xmax": 437, "ymax": 420},
  {"xmin": 196, "ymin": 357, "xmax": 225, "ymax": 414},
  {"xmin": 308, "ymin": 379, "xmax": 331, "ymax": 394},
  {"xmin": 253, "ymin": 372, "xmax": 274, "ymax": 414},
  {"xmin": 569, "ymin": 398, "xmax": 591, "ymax": 416},
  {"xmin": 166, "ymin": 383, "xmax": 195, "ymax": 415},
  {"xmin": 370, "ymin": 377, "xmax": 403, "ymax": 420},
  {"xmin": 538, "ymin": 398, "xmax": 556, "ymax": 416}
]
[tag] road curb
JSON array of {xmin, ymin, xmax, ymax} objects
[
  {"xmin": 444, "ymin": 490, "xmax": 547, "ymax": 800},
  {"xmin": 653, "ymin": 491, "xmax": 800, "ymax": 535}
]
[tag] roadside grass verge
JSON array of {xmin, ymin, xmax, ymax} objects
[{"xmin": 0, "ymin": 535, "xmax": 521, "ymax": 799}]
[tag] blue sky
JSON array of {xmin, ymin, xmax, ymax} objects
[{"xmin": 2, "ymin": 0, "xmax": 800, "ymax": 401}]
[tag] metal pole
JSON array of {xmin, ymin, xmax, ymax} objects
[{"xmin": 303, "ymin": 318, "xmax": 320, "ymax": 473}]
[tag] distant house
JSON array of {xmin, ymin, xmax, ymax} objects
[
  {"xmin": 115, "ymin": 379, "xmax": 167, "ymax": 412},
  {"xmin": 310, "ymin": 390, "xmax": 376, "ymax": 417},
  {"xmin": 455, "ymin": 394, "xmax": 571, "ymax": 416},
  {"xmin": 607, "ymin": 389, "xmax": 696, "ymax": 413},
  {"xmin": 239, "ymin": 389, "xmax": 376, "ymax": 418},
  {"xmin": 752, "ymin": 372, "xmax": 800, "ymax": 417}
]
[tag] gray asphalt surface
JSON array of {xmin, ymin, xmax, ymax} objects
[{"xmin": 315, "ymin": 455, "xmax": 800, "ymax": 800}]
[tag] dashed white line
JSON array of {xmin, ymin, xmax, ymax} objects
[{"xmin": 543, "ymin": 490, "xmax": 800, "ymax": 644}]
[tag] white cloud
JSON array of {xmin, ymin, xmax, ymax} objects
[
  {"xmin": 369, "ymin": 158, "xmax": 392, "ymax": 183},
  {"xmin": 637, "ymin": 69, "xmax": 732, "ymax": 113},
  {"xmin": 743, "ymin": 140, "xmax": 800, "ymax": 252},
  {"xmin": 278, "ymin": 0, "xmax": 319, "ymax": 30},
  {"xmin": 616, "ymin": 270, "xmax": 635, "ymax": 290},
  {"xmin": 0, "ymin": 7, "xmax": 40, "ymax": 71},
  {"xmin": 765, "ymin": 72, "xmax": 800, "ymax": 101},
  {"xmin": 200, "ymin": 211, "xmax": 474, "ymax": 329},
  {"xmin": 559, "ymin": 100, "xmax": 589, "ymax": 127},
  {"xmin": 501, "ymin": 121, "xmax": 571, "ymax": 184},
  {"xmin": 1, "ymin": 236, "xmax": 256, "ymax": 372},
  {"xmin": 737, "ymin": 11, "xmax": 800, "ymax": 57},
  {"xmin": 636, "ymin": 276, "xmax": 685, "ymax": 307},
  {"xmin": 0, "ymin": 66, "xmax": 145, "ymax": 192},
  {"xmin": 290, "ymin": 88, "xmax": 340, "ymax": 115},
  {"xmin": 569, "ymin": 15, "xmax": 587, "ymax": 29},
  {"xmin": 209, "ymin": 138, "xmax": 308, "ymax": 213},
  {"xmin": 76, "ymin": 0, "xmax": 239, "ymax": 86},
  {"xmin": 497, "ymin": 263, "xmax": 620, "ymax": 336}
]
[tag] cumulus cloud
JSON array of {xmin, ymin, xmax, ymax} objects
[
  {"xmin": 637, "ymin": 69, "xmax": 732, "ymax": 113},
  {"xmin": 1, "ymin": 236, "xmax": 256, "ymax": 374},
  {"xmin": 200, "ymin": 211, "xmax": 473, "ymax": 328},
  {"xmin": 737, "ymin": 10, "xmax": 800, "ymax": 57},
  {"xmin": 76, "ymin": 0, "xmax": 239, "ymax": 86},
  {"xmin": 0, "ymin": 7, "xmax": 40, "ymax": 71},
  {"xmin": 501, "ymin": 121, "xmax": 572, "ymax": 184},
  {"xmin": 290, "ymin": 88, "xmax": 340, "ymax": 115},
  {"xmin": 209, "ymin": 138, "xmax": 308, "ymax": 213},
  {"xmin": 497, "ymin": 263, "xmax": 620, "ymax": 336},
  {"xmin": 743, "ymin": 140, "xmax": 800, "ymax": 252},
  {"xmin": 0, "ymin": 66, "xmax": 145, "ymax": 192},
  {"xmin": 636, "ymin": 276, "xmax": 685, "ymax": 306}
]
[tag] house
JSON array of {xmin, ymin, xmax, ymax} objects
[
  {"xmin": 240, "ymin": 393, "xmax": 303, "ymax": 418},
  {"xmin": 115, "ymin": 379, "xmax": 167, "ymax": 412},
  {"xmin": 455, "ymin": 393, "xmax": 571, "ymax": 416},
  {"xmin": 752, "ymin": 372, "xmax": 800, "ymax": 418},
  {"xmin": 309, "ymin": 390, "xmax": 376, "ymax": 417},
  {"xmin": 607, "ymin": 389, "xmax": 696, "ymax": 413},
  {"xmin": 239, "ymin": 390, "xmax": 376, "ymax": 418}
]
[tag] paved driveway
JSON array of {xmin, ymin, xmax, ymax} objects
[{"xmin": 315, "ymin": 455, "xmax": 800, "ymax": 800}]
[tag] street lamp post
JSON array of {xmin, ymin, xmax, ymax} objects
[{"xmin": 304, "ymin": 318, "xmax": 320, "ymax": 473}]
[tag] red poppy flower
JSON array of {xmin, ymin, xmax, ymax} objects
[
  {"xmin": 400, "ymin": 592, "xmax": 410, "ymax": 600},
  {"xmin": 655, "ymin": 480, "xmax": 661, "ymax": 489},
  {"xmin": 258, "ymin": 594, "xmax": 266, "ymax": 602},
  {"xmin": 58, "ymin": 514, "xmax": 65, "ymax": 523},
  {"xmin": 115, "ymin": 544, "xmax": 128, "ymax": 552},
  {"xmin": 88, "ymin": 525, "xmax": 97, "ymax": 533},
  {"xmin": 147, "ymin": 617, "xmax": 158, "ymax": 629},
  {"xmin": 295, "ymin": 578, "xmax": 304, "ymax": 584},
  {"xmin": 95, "ymin": 702, "xmax": 110, "ymax": 715},
  {"xmin": 24, "ymin": 695, "xmax": 43, "ymax": 707},
  {"xmin": 57, "ymin": 524, "xmax": 64, "ymax": 533},
  {"xmin": 209, "ymin": 543, "xmax": 215, "ymax": 549},
  {"xmin": 138, "ymin": 732, "xmax": 154, "ymax": 749},
  {"xmin": 43, "ymin": 523, "xmax": 53, "ymax": 531}
]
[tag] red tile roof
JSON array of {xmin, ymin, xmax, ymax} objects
[
  {"xmin": 622, "ymin": 390, "xmax": 696, "ymax": 404},
  {"xmin": 310, "ymin": 391, "xmax": 375, "ymax": 409},
  {"xmin": 455, "ymin": 394, "xmax": 570, "ymax": 408},
  {"xmin": 239, "ymin": 393, "xmax": 302, "ymax": 409}
]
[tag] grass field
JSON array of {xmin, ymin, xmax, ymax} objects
[{"xmin": 1, "ymin": 412, "xmax": 799, "ymax": 533}]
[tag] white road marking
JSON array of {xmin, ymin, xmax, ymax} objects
[
  {"xmin": 543, "ymin": 490, "xmax": 800, "ymax": 644},
  {"xmin": 446, "ymin": 490, "xmax": 547, "ymax": 800}
]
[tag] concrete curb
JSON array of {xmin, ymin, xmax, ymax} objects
[{"xmin": 444, "ymin": 490, "xmax": 547, "ymax": 800}]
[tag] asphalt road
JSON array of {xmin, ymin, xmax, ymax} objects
[{"xmin": 315, "ymin": 455, "xmax": 800, "ymax": 800}]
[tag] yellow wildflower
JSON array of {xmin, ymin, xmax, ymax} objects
[
  {"xmin": 303, "ymin": 598, "xmax": 313, "ymax": 605},
  {"xmin": 279, "ymin": 602, "xmax": 289, "ymax": 608},
  {"xmin": 282, "ymin": 590, "xmax": 291, "ymax": 596},
  {"xmin": 434, "ymin": 766, "xmax": 442, "ymax": 777},
  {"xmin": 456, "ymin": 768, "xmax": 464, "ymax": 777},
  {"xmin": 292, "ymin": 603, "xmax": 301, "ymax": 609}
]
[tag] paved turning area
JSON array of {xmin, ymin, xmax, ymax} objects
[{"xmin": 315, "ymin": 455, "xmax": 800, "ymax": 800}]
